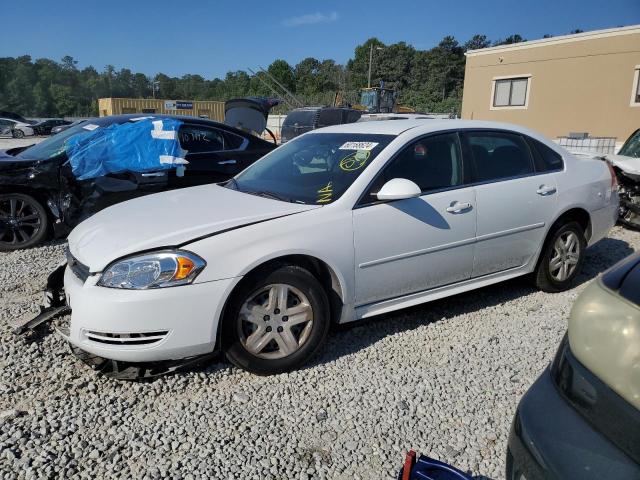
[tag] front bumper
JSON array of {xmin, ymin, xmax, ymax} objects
[
  {"xmin": 63, "ymin": 266, "xmax": 237, "ymax": 363},
  {"xmin": 507, "ymin": 367, "xmax": 640, "ymax": 480}
]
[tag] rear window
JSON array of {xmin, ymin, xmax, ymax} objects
[{"xmin": 529, "ymin": 138, "xmax": 564, "ymax": 172}]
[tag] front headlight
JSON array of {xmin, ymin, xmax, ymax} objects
[{"xmin": 97, "ymin": 250, "xmax": 205, "ymax": 289}]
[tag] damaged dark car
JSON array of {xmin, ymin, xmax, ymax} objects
[{"xmin": 0, "ymin": 102, "xmax": 278, "ymax": 251}]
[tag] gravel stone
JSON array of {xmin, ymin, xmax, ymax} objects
[
  {"xmin": 232, "ymin": 392, "xmax": 250, "ymax": 404},
  {"xmin": 0, "ymin": 409, "xmax": 22, "ymax": 422},
  {"xmin": 1, "ymin": 227, "xmax": 637, "ymax": 479}
]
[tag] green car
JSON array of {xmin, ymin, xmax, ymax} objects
[{"xmin": 507, "ymin": 252, "xmax": 640, "ymax": 479}]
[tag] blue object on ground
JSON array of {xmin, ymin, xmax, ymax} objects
[
  {"xmin": 66, "ymin": 118, "xmax": 186, "ymax": 180},
  {"xmin": 398, "ymin": 452, "xmax": 474, "ymax": 480}
]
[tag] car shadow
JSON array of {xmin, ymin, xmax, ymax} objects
[
  {"xmin": 308, "ymin": 237, "xmax": 634, "ymax": 369},
  {"xmin": 391, "ymin": 197, "xmax": 451, "ymax": 230}
]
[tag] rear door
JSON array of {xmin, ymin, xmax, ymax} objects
[
  {"xmin": 172, "ymin": 123, "xmax": 253, "ymax": 187},
  {"xmin": 461, "ymin": 130, "xmax": 558, "ymax": 277}
]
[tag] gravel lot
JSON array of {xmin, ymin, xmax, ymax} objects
[
  {"xmin": 0, "ymin": 226, "xmax": 638, "ymax": 479},
  {"xmin": 0, "ymin": 137, "xmax": 45, "ymax": 150}
]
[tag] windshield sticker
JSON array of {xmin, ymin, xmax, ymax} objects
[
  {"xmin": 317, "ymin": 182, "xmax": 333, "ymax": 204},
  {"xmin": 82, "ymin": 124, "xmax": 99, "ymax": 131},
  {"xmin": 339, "ymin": 150, "xmax": 371, "ymax": 172},
  {"xmin": 339, "ymin": 141, "xmax": 379, "ymax": 151}
]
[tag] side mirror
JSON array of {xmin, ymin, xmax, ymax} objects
[{"xmin": 376, "ymin": 178, "xmax": 422, "ymax": 201}]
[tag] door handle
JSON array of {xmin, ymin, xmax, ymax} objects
[
  {"xmin": 446, "ymin": 201, "xmax": 472, "ymax": 214},
  {"xmin": 218, "ymin": 159, "xmax": 237, "ymax": 165},
  {"xmin": 141, "ymin": 172, "xmax": 166, "ymax": 177},
  {"xmin": 536, "ymin": 185, "xmax": 557, "ymax": 196}
]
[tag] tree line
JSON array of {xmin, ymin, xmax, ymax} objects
[{"xmin": 0, "ymin": 31, "xmax": 581, "ymax": 118}]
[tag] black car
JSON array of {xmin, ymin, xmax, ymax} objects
[
  {"xmin": 507, "ymin": 253, "xmax": 640, "ymax": 479},
  {"xmin": 280, "ymin": 106, "xmax": 361, "ymax": 143},
  {"xmin": 0, "ymin": 114, "xmax": 277, "ymax": 250},
  {"xmin": 33, "ymin": 118, "xmax": 73, "ymax": 136},
  {"xmin": 51, "ymin": 119, "xmax": 91, "ymax": 136}
]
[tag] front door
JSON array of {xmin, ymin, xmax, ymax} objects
[{"xmin": 353, "ymin": 132, "xmax": 477, "ymax": 305}]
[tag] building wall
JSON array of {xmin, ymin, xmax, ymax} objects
[
  {"xmin": 98, "ymin": 98, "xmax": 225, "ymax": 121},
  {"xmin": 461, "ymin": 26, "xmax": 640, "ymax": 143}
]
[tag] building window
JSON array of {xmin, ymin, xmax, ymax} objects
[
  {"xmin": 632, "ymin": 66, "xmax": 640, "ymax": 106},
  {"xmin": 492, "ymin": 77, "xmax": 530, "ymax": 108}
]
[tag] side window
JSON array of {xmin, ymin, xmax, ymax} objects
[
  {"xmin": 317, "ymin": 109, "xmax": 342, "ymax": 127},
  {"xmin": 528, "ymin": 137, "xmax": 564, "ymax": 172},
  {"xmin": 346, "ymin": 111, "xmax": 362, "ymax": 123},
  {"xmin": 465, "ymin": 131, "xmax": 534, "ymax": 182},
  {"xmin": 223, "ymin": 131, "xmax": 246, "ymax": 150},
  {"xmin": 374, "ymin": 133, "xmax": 464, "ymax": 194},
  {"xmin": 179, "ymin": 125, "xmax": 224, "ymax": 153}
]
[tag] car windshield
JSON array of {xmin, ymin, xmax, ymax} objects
[
  {"xmin": 230, "ymin": 133, "xmax": 394, "ymax": 204},
  {"xmin": 619, "ymin": 129, "xmax": 640, "ymax": 158},
  {"xmin": 15, "ymin": 120, "xmax": 105, "ymax": 160}
]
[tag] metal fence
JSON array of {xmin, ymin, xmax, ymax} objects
[{"xmin": 557, "ymin": 136, "xmax": 617, "ymax": 154}]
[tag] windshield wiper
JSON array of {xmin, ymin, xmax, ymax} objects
[{"xmin": 245, "ymin": 190, "xmax": 294, "ymax": 203}]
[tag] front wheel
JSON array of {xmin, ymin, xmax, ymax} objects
[
  {"xmin": 222, "ymin": 265, "xmax": 330, "ymax": 375},
  {"xmin": 12, "ymin": 129, "xmax": 25, "ymax": 139},
  {"xmin": 0, "ymin": 193, "xmax": 49, "ymax": 250},
  {"xmin": 533, "ymin": 221, "xmax": 586, "ymax": 292}
]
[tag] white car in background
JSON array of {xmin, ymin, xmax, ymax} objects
[
  {"xmin": 0, "ymin": 117, "xmax": 35, "ymax": 138},
  {"xmin": 57, "ymin": 120, "xmax": 618, "ymax": 376}
]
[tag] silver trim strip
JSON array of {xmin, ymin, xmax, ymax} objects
[{"xmin": 358, "ymin": 222, "xmax": 545, "ymax": 269}]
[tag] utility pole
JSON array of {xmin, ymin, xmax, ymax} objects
[
  {"xmin": 368, "ymin": 44, "xmax": 373, "ymax": 88},
  {"xmin": 368, "ymin": 45, "xmax": 383, "ymax": 88}
]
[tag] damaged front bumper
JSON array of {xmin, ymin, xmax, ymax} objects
[
  {"xmin": 13, "ymin": 262, "xmax": 70, "ymax": 335},
  {"xmin": 15, "ymin": 262, "xmax": 221, "ymax": 380}
]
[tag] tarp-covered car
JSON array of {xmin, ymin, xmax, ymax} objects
[{"xmin": 0, "ymin": 110, "xmax": 277, "ymax": 250}]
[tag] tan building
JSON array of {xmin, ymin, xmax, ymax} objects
[
  {"xmin": 98, "ymin": 98, "xmax": 225, "ymax": 121},
  {"xmin": 461, "ymin": 25, "xmax": 640, "ymax": 146}
]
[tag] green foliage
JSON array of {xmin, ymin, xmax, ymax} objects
[{"xmin": 0, "ymin": 32, "xmax": 527, "ymax": 117}]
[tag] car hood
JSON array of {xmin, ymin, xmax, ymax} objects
[
  {"xmin": 68, "ymin": 184, "xmax": 320, "ymax": 271},
  {"xmin": 224, "ymin": 97, "xmax": 280, "ymax": 136},
  {"xmin": 0, "ymin": 150, "xmax": 41, "ymax": 169},
  {"xmin": 606, "ymin": 154, "xmax": 640, "ymax": 178}
]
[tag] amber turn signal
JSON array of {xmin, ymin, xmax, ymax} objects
[{"xmin": 175, "ymin": 256, "xmax": 196, "ymax": 280}]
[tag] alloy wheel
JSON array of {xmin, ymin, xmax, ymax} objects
[
  {"xmin": 238, "ymin": 283, "xmax": 314, "ymax": 359},
  {"xmin": 549, "ymin": 231, "xmax": 580, "ymax": 281},
  {"xmin": 0, "ymin": 196, "xmax": 43, "ymax": 246}
]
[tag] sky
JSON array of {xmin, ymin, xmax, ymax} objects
[{"xmin": 1, "ymin": 0, "xmax": 639, "ymax": 79}]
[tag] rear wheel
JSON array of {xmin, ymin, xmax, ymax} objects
[
  {"xmin": 533, "ymin": 221, "xmax": 586, "ymax": 292},
  {"xmin": 222, "ymin": 265, "xmax": 330, "ymax": 375},
  {"xmin": 0, "ymin": 194, "xmax": 49, "ymax": 250}
]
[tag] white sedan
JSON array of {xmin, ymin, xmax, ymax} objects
[{"xmin": 60, "ymin": 120, "xmax": 618, "ymax": 375}]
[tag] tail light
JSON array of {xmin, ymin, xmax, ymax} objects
[{"xmin": 606, "ymin": 161, "xmax": 619, "ymax": 190}]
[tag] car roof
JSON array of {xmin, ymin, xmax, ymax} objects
[
  {"xmin": 315, "ymin": 119, "xmax": 547, "ymax": 138},
  {"xmin": 79, "ymin": 114, "xmax": 269, "ymax": 142}
]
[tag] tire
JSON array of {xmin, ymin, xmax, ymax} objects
[
  {"xmin": 12, "ymin": 129, "xmax": 25, "ymax": 139},
  {"xmin": 0, "ymin": 193, "xmax": 49, "ymax": 250},
  {"xmin": 533, "ymin": 221, "xmax": 586, "ymax": 293},
  {"xmin": 222, "ymin": 265, "xmax": 330, "ymax": 375}
]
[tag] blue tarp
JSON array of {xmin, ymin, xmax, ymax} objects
[{"xmin": 66, "ymin": 118, "xmax": 186, "ymax": 180}]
